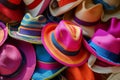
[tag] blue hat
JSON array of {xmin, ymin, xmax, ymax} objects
[{"xmin": 32, "ymin": 45, "xmax": 67, "ymax": 80}]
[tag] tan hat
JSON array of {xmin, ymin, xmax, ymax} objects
[{"xmin": 64, "ymin": 0, "xmax": 103, "ymax": 38}]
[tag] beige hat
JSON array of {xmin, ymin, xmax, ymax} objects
[
  {"xmin": 64, "ymin": 0, "xmax": 103, "ymax": 38},
  {"xmin": 49, "ymin": 0, "xmax": 83, "ymax": 16},
  {"xmin": 107, "ymin": 73, "xmax": 120, "ymax": 80},
  {"xmin": 93, "ymin": 0, "xmax": 120, "ymax": 22}
]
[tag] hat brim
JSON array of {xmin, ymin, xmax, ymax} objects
[
  {"xmin": 8, "ymin": 25, "xmax": 42, "ymax": 44},
  {"xmin": 6, "ymin": 38, "xmax": 36, "ymax": 80},
  {"xmin": 41, "ymin": 22, "xmax": 90, "ymax": 66},
  {"xmin": 49, "ymin": 0, "xmax": 83, "ymax": 16},
  {"xmin": 32, "ymin": 66, "xmax": 67, "ymax": 80},
  {"xmin": 0, "ymin": 3, "xmax": 24, "ymax": 21},
  {"xmin": 88, "ymin": 54, "xmax": 120, "ymax": 74},
  {"xmin": 0, "ymin": 22, "xmax": 8, "ymax": 46},
  {"xmin": 101, "ymin": 7, "xmax": 120, "ymax": 22},
  {"xmin": 29, "ymin": 0, "xmax": 50, "ymax": 16},
  {"xmin": 65, "ymin": 63, "xmax": 95, "ymax": 80}
]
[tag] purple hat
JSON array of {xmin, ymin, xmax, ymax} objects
[{"xmin": 0, "ymin": 38, "xmax": 36, "ymax": 80}]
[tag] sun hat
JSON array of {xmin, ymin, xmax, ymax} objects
[
  {"xmin": 49, "ymin": 0, "xmax": 83, "ymax": 17},
  {"xmin": 93, "ymin": 0, "xmax": 120, "ymax": 22},
  {"xmin": 88, "ymin": 54, "xmax": 120, "ymax": 74},
  {"xmin": 23, "ymin": 0, "xmax": 50, "ymax": 17},
  {"xmin": 0, "ymin": 38, "xmax": 36, "ymax": 80},
  {"xmin": 85, "ymin": 28, "xmax": 120, "ymax": 66},
  {"xmin": 41, "ymin": 20, "xmax": 90, "ymax": 66},
  {"xmin": 64, "ymin": 63, "xmax": 95, "ymax": 80},
  {"xmin": 0, "ymin": 0, "xmax": 25, "ymax": 23},
  {"xmin": 107, "ymin": 73, "xmax": 120, "ymax": 80},
  {"xmin": 64, "ymin": 0, "xmax": 103, "ymax": 38},
  {"xmin": 0, "ymin": 22, "xmax": 8, "ymax": 46},
  {"xmin": 8, "ymin": 13, "xmax": 47, "ymax": 44},
  {"xmin": 31, "ymin": 45, "xmax": 67, "ymax": 80}
]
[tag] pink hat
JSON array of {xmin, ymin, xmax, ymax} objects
[
  {"xmin": 64, "ymin": 0, "xmax": 103, "ymax": 38},
  {"xmin": 0, "ymin": 38, "xmax": 36, "ymax": 80},
  {"xmin": 85, "ymin": 28, "xmax": 120, "ymax": 66},
  {"xmin": 23, "ymin": 0, "xmax": 50, "ymax": 16},
  {"xmin": 49, "ymin": 0, "xmax": 83, "ymax": 16},
  {"xmin": 0, "ymin": 22, "xmax": 8, "ymax": 46},
  {"xmin": 41, "ymin": 20, "xmax": 90, "ymax": 66}
]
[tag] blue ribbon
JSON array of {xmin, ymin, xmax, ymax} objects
[
  {"xmin": 51, "ymin": 33, "xmax": 80, "ymax": 56},
  {"xmin": 89, "ymin": 41, "xmax": 120, "ymax": 63}
]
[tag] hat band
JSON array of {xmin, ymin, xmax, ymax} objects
[
  {"xmin": 46, "ymin": 8, "xmax": 62, "ymax": 23},
  {"xmin": 27, "ymin": 0, "xmax": 42, "ymax": 9},
  {"xmin": 51, "ymin": 33, "xmax": 80, "ymax": 56},
  {"xmin": 89, "ymin": 41, "xmax": 120, "ymax": 64},
  {"xmin": 74, "ymin": 16, "xmax": 99, "ymax": 26},
  {"xmin": 18, "ymin": 27, "xmax": 41, "ymax": 36},
  {"xmin": 93, "ymin": 0, "xmax": 116, "ymax": 10},
  {"xmin": 0, "ymin": 48, "xmax": 26, "ymax": 78},
  {"xmin": 0, "ymin": 0, "xmax": 19, "ymax": 10},
  {"xmin": 37, "ymin": 61, "xmax": 63, "ymax": 70}
]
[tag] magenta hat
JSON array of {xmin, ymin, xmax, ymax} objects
[
  {"xmin": 41, "ymin": 20, "xmax": 90, "ymax": 66},
  {"xmin": 0, "ymin": 22, "xmax": 8, "ymax": 46},
  {"xmin": 23, "ymin": 0, "xmax": 50, "ymax": 16},
  {"xmin": 86, "ymin": 28, "xmax": 120, "ymax": 66},
  {"xmin": 0, "ymin": 38, "xmax": 36, "ymax": 80}
]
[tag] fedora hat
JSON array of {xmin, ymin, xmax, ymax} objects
[
  {"xmin": 0, "ymin": 22, "xmax": 8, "ymax": 46},
  {"xmin": 93, "ymin": 0, "xmax": 120, "ymax": 22},
  {"xmin": 0, "ymin": 0, "xmax": 25, "ymax": 23},
  {"xmin": 23, "ymin": 0, "xmax": 50, "ymax": 17},
  {"xmin": 8, "ymin": 13, "xmax": 47, "ymax": 44},
  {"xmin": 0, "ymin": 38, "xmax": 36, "ymax": 80},
  {"xmin": 85, "ymin": 28, "xmax": 120, "ymax": 66},
  {"xmin": 31, "ymin": 45, "xmax": 67, "ymax": 80},
  {"xmin": 49, "ymin": 0, "xmax": 83, "ymax": 17},
  {"xmin": 64, "ymin": 63, "xmax": 95, "ymax": 80},
  {"xmin": 64, "ymin": 0, "xmax": 103, "ymax": 38},
  {"xmin": 88, "ymin": 54, "xmax": 120, "ymax": 74},
  {"xmin": 41, "ymin": 20, "xmax": 90, "ymax": 66}
]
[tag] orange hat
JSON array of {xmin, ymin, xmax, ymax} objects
[{"xmin": 65, "ymin": 63, "xmax": 95, "ymax": 80}]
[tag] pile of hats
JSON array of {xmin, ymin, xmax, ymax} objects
[{"xmin": 0, "ymin": 0, "xmax": 120, "ymax": 80}]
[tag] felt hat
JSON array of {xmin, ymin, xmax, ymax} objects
[
  {"xmin": 64, "ymin": 63, "xmax": 95, "ymax": 80},
  {"xmin": 31, "ymin": 45, "xmax": 67, "ymax": 80},
  {"xmin": 41, "ymin": 20, "xmax": 90, "ymax": 66},
  {"xmin": 88, "ymin": 54, "xmax": 120, "ymax": 74},
  {"xmin": 64, "ymin": 0, "xmax": 103, "ymax": 38},
  {"xmin": 23, "ymin": 0, "xmax": 50, "ymax": 17},
  {"xmin": 8, "ymin": 13, "xmax": 47, "ymax": 44},
  {"xmin": 93, "ymin": 0, "xmax": 120, "ymax": 22},
  {"xmin": 85, "ymin": 28, "xmax": 120, "ymax": 66},
  {"xmin": 0, "ymin": 0, "xmax": 25, "ymax": 23},
  {"xmin": 0, "ymin": 22, "xmax": 8, "ymax": 46},
  {"xmin": 49, "ymin": 0, "xmax": 83, "ymax": 17},
  {"xmin": 0, "ymin": 38, "xmax": 36, "ymax": 80}
]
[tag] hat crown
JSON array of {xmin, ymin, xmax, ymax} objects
[
  {"xmin": 0, "ymin": 44, "xmax": 22, "ymax": 75},
  {"xmin": 54, "ymin": 20, "xmax": 82, "ymax": 51},
  {"xmin": 75, "ymin": 1, "xmax": 103, "ymax": 23},
  {"xmin": 91, "ymin": 29, "xmax": 120, "ymax": 54}
]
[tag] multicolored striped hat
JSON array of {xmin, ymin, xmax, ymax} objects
[{"xmin": 8, "ymin": 13, "xmax": 47, "ymax": 44}]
